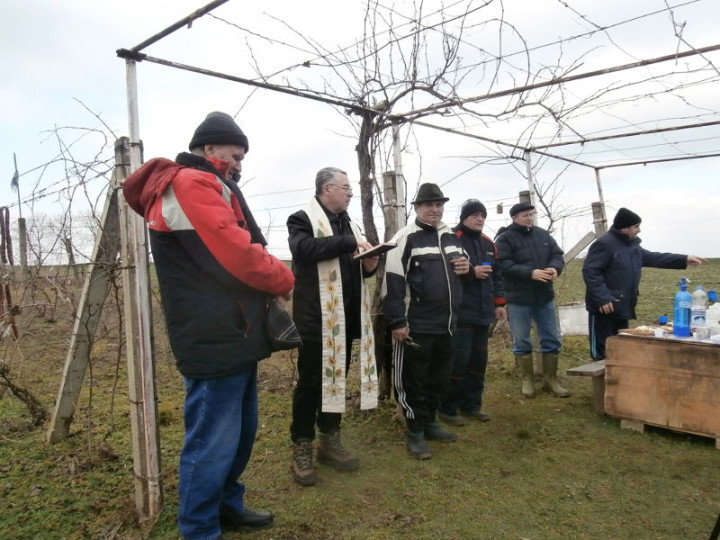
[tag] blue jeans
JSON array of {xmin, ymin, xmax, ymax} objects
[
  {"xmin": 507, "ymin": 301, "xmax": 562, "ymax": 355},
  {"xmin": 178, "ymin": 364, "xmax": 258, "ymax": 540},
  {"xmin": 440, "ymin": 324, "xmax": 490, "ymax": 415}
]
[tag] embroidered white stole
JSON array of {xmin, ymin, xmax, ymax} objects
[{"xmin": 304, "ymin": 198, "xmax": 378, "ymax": 412}]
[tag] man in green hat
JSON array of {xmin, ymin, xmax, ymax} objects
[{"xmin": 383, "ymin": 183, "xmax": 471, "ymax": 459}]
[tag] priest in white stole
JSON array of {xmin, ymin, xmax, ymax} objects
[{"xmin": 286, "ymin": 167, "xmax": 379, "ymax": 487}]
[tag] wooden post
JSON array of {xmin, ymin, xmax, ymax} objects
[
  {"xmin": 63, "ymin": 236, "xmax": 81, "ymax": 282},
  {"xmin": 517, "ymin": 190, "xmax": 541, "ymax": 372},
  {"xmin": 17, "ymin": 217, "xmax": 28, "ymax": 280},
  {"xmin": 591, "ymin": 202, "xmax": 607, "ymax": 236},
  {"xmin": 47, "ymin": 149, "xmax": 124, "ymax": 443},
  {"xmin": 523, "ymin": 151, "xmax": 538, "ymax": 227},
  {"xmin": 11, "ymin": 153, "xmax": 27, "ymax": 280},
  {"xmin": 563, "ymin": 231, "xmax": 596, "ymax": 264},
  {"xmin": 593, "ymin": 168, "xmax": 608, "ymax": 229},
  {"xmin": 391, "ymin": 123, "xmax": 406, "ymax": 227},
  {"xmin": 382, "ymin": 172, "xmax": 400, "ymax": 242},
  {"xmin": 384, "ymin": 125, "xmax": 407, "ymax": 410},
  {"xmin": 379, "ymin": 171, "xmax": 398, "ymax": 399},
  {"xmin": 383, "ymin": 124, "xmax": 407, "ymax": 235},
  {"xmin": 123, "ymin": 56, "xmax": 163, "ymax": 520},
  {"xmin": 117, "ymin": 136, "xmax": 162, "ymax": 521},
  {"xmin": 47, "ymin": 135, "xmax": 162, "ymax": 521}
]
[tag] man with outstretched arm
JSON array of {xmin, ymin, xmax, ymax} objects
[{"xmin": 583, "ymin": 207, "xmax": 706, "ymax": 360}]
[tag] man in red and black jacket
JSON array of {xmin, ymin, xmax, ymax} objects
[
  {"xmin": 438, "ymin": 199, "xmax": 506, "ymax": 427},
  {"xmin": 123, "ymin": 112, "xmax": 293, "ymax": 540}
]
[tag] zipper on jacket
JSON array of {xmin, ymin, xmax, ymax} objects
[{"xmin": 439, "ymin": 228, "xmax": 454, "ymax": 335}]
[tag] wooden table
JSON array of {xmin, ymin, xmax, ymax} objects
[{"xmin": 605, "ymin": 333, "xmax": 720, "ymax": 449}]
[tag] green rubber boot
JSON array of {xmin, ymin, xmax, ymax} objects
[
  {"xmin": 517, "ymin": 354, "xmax": 536, "ymax": 398},
  {"xmin": 542, "ymin": 352, "xmax": 570, "ymax": 397}
]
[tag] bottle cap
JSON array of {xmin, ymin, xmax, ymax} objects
[
  {"xmin": 481, "ymin": 262, "xmax": 492, "ymax": 266},
  {"xmin": 658, "ymin": 315, "xmax": 668, "ymax": 324},
  {"xmin": 708, "ymin": 290, "xmax": 718, "ymax": 302}
]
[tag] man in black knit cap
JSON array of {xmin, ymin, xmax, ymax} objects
[
  {"xmin": 582, "ymin": 206, "xmax": 706, "ymax": 360},
  {"xmin": 438, "ymin": 199, "xmax": 506, "ymax": 426},
  {"xmin": 124, "ymin": 112, "xmax": 294, "ymax": 540}
]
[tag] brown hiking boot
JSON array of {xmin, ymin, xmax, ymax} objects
[
  {"xmin": 317, "ymin": 431, "xmax": 359, "ymax": 471},
  {"xmin": 291, "ymin": 440, "xmax": 316, "ymax": 486}
]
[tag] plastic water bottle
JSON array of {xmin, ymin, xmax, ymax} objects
[
  {"xmin": 691, "ymin": 286, "xmax": 708, "ymax": 327},
  {"xmin": 673, "ymin": 278, "xmax": 691, "ymax": 337},
  {"xmin": 707, "ymin": 303, "xmax": 720, "ymax": 326}
]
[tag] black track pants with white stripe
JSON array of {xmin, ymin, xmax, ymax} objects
[{"xmin": 393, "ymin": 332, "xmax": 454, "ymax": 433}]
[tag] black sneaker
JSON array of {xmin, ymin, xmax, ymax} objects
[
  {"xmin": 424, "ymin": 422, "xmax": 458, "ymax": 442},
  {"xmin": 219, "ymin": 506, "xmax": 274, "ymax": 531},
  {"xmin": 406, "ymin": 431, "xmax": 432, "ymax": 460}
]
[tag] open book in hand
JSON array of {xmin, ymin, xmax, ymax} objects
[{"xmin": 353, "ymin": 241, "xmax": 397, "ymax": 260}]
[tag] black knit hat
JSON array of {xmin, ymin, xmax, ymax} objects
[
  {"xmin": 613, "ymin": 207, "xmax": 641, "ymax": 229},
  {"xmin": 509, "ymin": 202, "xmax": 534, "ymax": 217},
  {"xmin": 188, "ymin": 112, "xmax": 249, "ymax": 152},
  {"xmin": 412, "ymin": 183, "xmax": 449, "ymax": 204},
  {"xmin": 459, "ymin": 199, "xmax": 487, "ymax": 221}
]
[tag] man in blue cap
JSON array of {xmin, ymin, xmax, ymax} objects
[{"xmin": 496, "ymin": 202, "xmax": 568, "ymax": 399}]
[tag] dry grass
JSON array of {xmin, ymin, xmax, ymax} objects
[{"xmin": 0, "ymin": 260, "xmax": 719, "ymax": 539}]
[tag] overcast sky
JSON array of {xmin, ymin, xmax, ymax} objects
[{"xmin": 3, "ymin": 0, "xmax": 720, "ymax": 265}]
